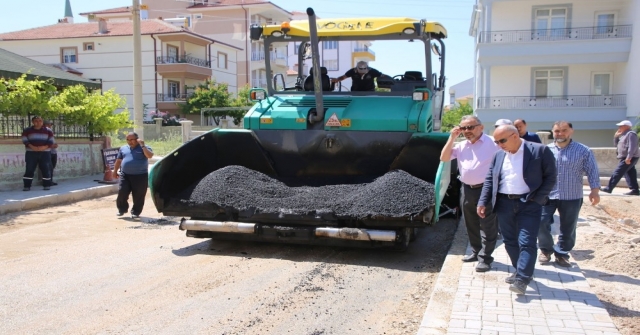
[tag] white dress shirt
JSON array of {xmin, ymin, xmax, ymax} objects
[{"xmin": 498, "ymin": 140, "xmax": 530, "ymax": 194}]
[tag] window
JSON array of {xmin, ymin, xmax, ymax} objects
[
  {"xmin": 323, "ymin": 59, "xmax": 338, "ymax": 71},
  {"xmin": 534, "ymin": 7, "xmax": 568, "ymax": 38},
  {"xmin": 83, "ymin": 42, "xmax": 94, "ymax": 51},
  {"xmin": 217, "ymin": 52, "xmax": 227, "ymax": 69},
  {"xmin": 534, "ymin": 69, "xmax": 564, "ymax": 97},
  {"xmin": 592, "ymin": 73, "xmax": 612, "ymax": 95},
  {"xmin": 168, "ymin": 81, "xmax": 180, "ymax": 99},
  {"xmin": 194, "ymin": 13, "xmax": 203, "ymax": 20},
  {"xmin": 293, "ymin": 42, "xmax": 300, "ymax": 55},
  {"xmin": 167, "ymin": 45, "xmax": 179, "ymax": 63},
  {"xmin": 595, "ymin": 12, "xmax": 616, "ymax": 34},
  {"xmin": 322, "ymin": 41, "xmax": 338, "ymax": 49},
  {"xmin": 60, "ymin": 47, "xmax": 78, "ymax": 63}
]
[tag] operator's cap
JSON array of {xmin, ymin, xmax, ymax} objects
[
  {"xmin": 494, "ymin": 119, "xmax": 513, "ymax": 127},
  {"xmin": 616, "ymin": 120, "xmax": 632, "ymax": 127}
]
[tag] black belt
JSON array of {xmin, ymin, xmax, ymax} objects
[
  {"xmin": 463, "ymin": 183, "xmax": 483, "ymax": 189},
  {"xmin": 498, "ymin": 193, "xmax": 527, "ymax": 199}
]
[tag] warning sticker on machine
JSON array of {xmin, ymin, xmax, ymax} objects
[{"xmin": 325, "ymin": 113, "xmax": 341, "ymax": 127}]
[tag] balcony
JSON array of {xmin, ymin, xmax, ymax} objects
[
  {"xmin": 156, "ymin": 93, "xmax": 194, "ymax": 102},
  {"xmin": 479, "ymin": 25, "xmax": 632, "ymax": 44},
  {"xmin": 477, "ymin": 95, "xmax": 626, "ymax": 109},
  {"xmin": 156, "ymin": 56, "xmax": 212, "ymax": 80},
  {"xmin": 477, "ymin": 25, "xmax": 632, "ymax": 66},
  {"xmin": 251, "ymin": 79, "xmax": 268, "ymax": 88},
  {"xmin": 475, "ymin": 94, "xmax": 627, "ymax": 131},
  {"xmin": 352, "ymin": 47, "xmax": 375, "ymax": 61},
  {"xmin": 156, "ymin": 56, "xmax": 210, "ymax": 67}
]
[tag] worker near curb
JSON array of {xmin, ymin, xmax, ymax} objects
[
  {"xmin": 21, "ymin": 116, "xmax": 54, "ymax": 191},
  {"xmin": 440, "ymin": 115, "xmax": 500, "ymax": 273},
  {"xmin": 112, "ymin": 132, "xmax": 153, "ymax": 219},
  {"xmin": 600, "ymin": 120, "xmax": 640, "ymax": 195}
]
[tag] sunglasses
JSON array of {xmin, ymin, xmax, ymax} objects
[
  {"xmin": 459, "ymin": 124, "xmax": 479, "ymax": 131},
  {"xmin": 493, "ymin": 136, "xmax": 511, "ymax": 145}
]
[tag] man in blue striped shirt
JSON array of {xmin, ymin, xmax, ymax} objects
[
  {"xmin": 538, "ymin": 121, "xmax": 600, "ymax": 267},
  {"xmin": 21, "ymin": 116, "xmax": 54, "ymax": 191}
]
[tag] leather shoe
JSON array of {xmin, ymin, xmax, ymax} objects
[
  {"xmin": 475, "ymin": 262, "xmax": 491, "ymax": 272},
  {"xmin": 462, "ymin": 254, "xmax": 478, "ymax": 262},
  {"xmin": 538, "ymin": 252, "xmax": 552, "ymax": 264},
  {"xmin": 555, "ymin": 257, "xmax": 571, "ymax": 267},
  {"xmin": 504, "ymin": 273, "xmax": 517, "ymax": 284},
  {"xmin": 623, "ymin": 190, "xmax": 640, "ymax": 196},
  {"xmin": 600, "ymin": 186, "xmax": 612, "ymax": 194},
  {"xmin": 509, "ymin": 280, "xmax": 527, "ymax": 295}
]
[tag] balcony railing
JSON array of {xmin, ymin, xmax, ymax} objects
[
  {"xmin": 156, "ymin": 56, "xmax": 211, "ymax": 68},
  {"xmin": 157, "ymin": 93, "xmax": 193, "ymax": 102},
  {"xmin": 251, "ymin": 79, "xmax": 268, "ymax": 88},
  {"xmin": 477, "ymin": 95, "xmax": 626, "ymax": 109},
  {"xmin": 353, "ymin": 47, "xmax": 375, "ymax": 55},
  {"xmin": 479, "ymin": 25, "xmax": 632, "ymax": 43},
  {"xmin": 251, "ymin": 51, "xmax": 286, "ymax": 62}
]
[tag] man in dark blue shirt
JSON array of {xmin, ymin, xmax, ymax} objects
[
  {"xmin": 112, "ymin": 132, "xmax": 154, "ymax": 219},
  {"xmin": 21, "ymin": 116, "xmax": 54, "ymax": 191},
  {"xmin": 514, "ymin": 119, "xmax": 541, "ymax": 143}
]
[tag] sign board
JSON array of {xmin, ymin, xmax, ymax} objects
[
  {"xmin": 101, "ymin": 148, "xmax": 120, "ymax": 172},
  {"xmin": 325, "ymin": 113, "xmax": 341, "ymax": 127}
]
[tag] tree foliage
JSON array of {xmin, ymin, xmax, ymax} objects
[
  {"xmin": 179, "ymin": 80, "xmax": 252, "ymax": 125},
  {"xmin": 48, "ymin": 86, "xmax": 131, "ymax": 134},
  {"xmin": 441, "ymin": 103, "xmax": 474, "ymax": 132},
  {"xmin": 0, "ymin": 74, "xmax": 56, "ymax": 116}
]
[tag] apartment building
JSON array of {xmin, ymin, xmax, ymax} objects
[
  {"xmin": 470, "ymin": 0, "xmax": 639, "ymax": 146},
  {"xmin": 285, "ymin": 11, "xmax": 376, "ymax": 90},
  {"xmin": 0, "ymin": 19, "xmax": 239, "ymax": 118}
]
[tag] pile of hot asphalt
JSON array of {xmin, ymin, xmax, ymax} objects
[{"xmin": 186, "ymin": 166, "xmax": 436, "ymax": 219}]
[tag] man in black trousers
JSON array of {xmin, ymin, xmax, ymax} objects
[{"xmin": 112, "ymin": 132, "xmax": 153, "ymax": 219}]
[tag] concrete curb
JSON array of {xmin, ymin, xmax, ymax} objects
[
  {"xmin": 0, "ymin": 184, "xmax": 118, "ymax": 215},
  {"xmin": 417, "ymin": 218, "xmax": 467, "ymax": 335}
]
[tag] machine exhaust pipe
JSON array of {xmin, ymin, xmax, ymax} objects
[
  {"xmin": 180, "ymin": 219, "xmax": 256, "ymax": 234},
  {"xmin": 306, "ymin": 7, "xmax": 325, "ymax": 123},
  {"xmin": 315, "ymin": 227, "xmax": 397, "ymax": 242}
]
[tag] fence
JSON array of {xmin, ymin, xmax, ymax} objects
[{"xmin": 0, "ymin": 115, "xmax": 100, "ymax": 140}]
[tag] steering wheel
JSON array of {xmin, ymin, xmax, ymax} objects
[{"xmin": 392, "ymin": 74, "xmax": 417, "ymax": 81}]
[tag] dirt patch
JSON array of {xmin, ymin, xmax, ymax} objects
[{"xmin": 574, "ymin": 194, "xmax": 640, "ymax": 335}]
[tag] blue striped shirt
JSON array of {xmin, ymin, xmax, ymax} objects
[{"xmin": 547, "ymin": 140, "xmax": 599, "ymax": 200}]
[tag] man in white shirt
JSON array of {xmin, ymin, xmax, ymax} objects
[{"xmin": 477, "ymin": 125, "xmax": 557, "ymax": 295}]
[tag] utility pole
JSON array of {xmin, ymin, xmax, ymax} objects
[{"xmin": 132, "ymin": 0, "xmax": 144, "ymax": 139}]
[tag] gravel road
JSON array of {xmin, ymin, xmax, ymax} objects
[{"xmin": 0, "ymin": 194, "xmax": 457, "ymax": 335}]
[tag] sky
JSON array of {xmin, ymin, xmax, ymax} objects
[{"xmin": 0, "ymin": 0, "xmax": 476, "ymax": 88}]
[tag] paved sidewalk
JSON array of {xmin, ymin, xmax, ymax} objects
[
  {"xmin": 418, "ymin": 187, "xmax": 628, "ymax": 335},
  {"xmin": 0, "ymin": 174, "xmax": 118, "ymax": 215}
]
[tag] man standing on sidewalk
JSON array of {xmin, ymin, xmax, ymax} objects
[
  {"xmin": 441, "ymin": 115, "xmax": 500, "ymax": 272},
  {"xmin": 601, "ymin": 120, "xmax": 640, "ymax": 195},
  {"xmin": 112, "ymin": 132, "xmax": 153, "ymax": 219},
  {"xmin": 21, "ymin": 116, "xmax": 54, "ymax": 191},
  {"xmin": 538, "ymin": 121, "xmax": 600, "ymax": 268},
  {"xmin": 477, "ymin": 125, "xmax": 556, "ymax": 295}
]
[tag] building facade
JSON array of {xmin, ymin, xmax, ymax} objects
[
  {"xmin": 0, "ymin": 19, "xmax": 239, "ymax": 119},
  {"xmin": 470, "ymin": 0, "xmax": 639, "ymax": 146}
]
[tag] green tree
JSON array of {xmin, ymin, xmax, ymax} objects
[
  {"xmin": 0, "ymin": 74, "xmax": 56, "ymax": 116},
  {"xmin": 441, "ymin": 103, "xmax": 474, "ymax": 132},
  {"xmin": 180, "ymin": 80, "xmax": 252, "ymax": 125},
  {"xmin": 49, "ymin": 86, "xmax": 131, "ymax": 134}
]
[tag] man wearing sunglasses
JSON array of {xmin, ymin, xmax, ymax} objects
[
  {"xmin": 477, "ymin": 125, "xmax": 556, "ymax": 295},
  {"xmin": 331, "ymin": 61, "xmax": 386, "ymax": 91},
  {"xmin": 440, "ymin": 116, "xmax": 500, "ymax": 272}
]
